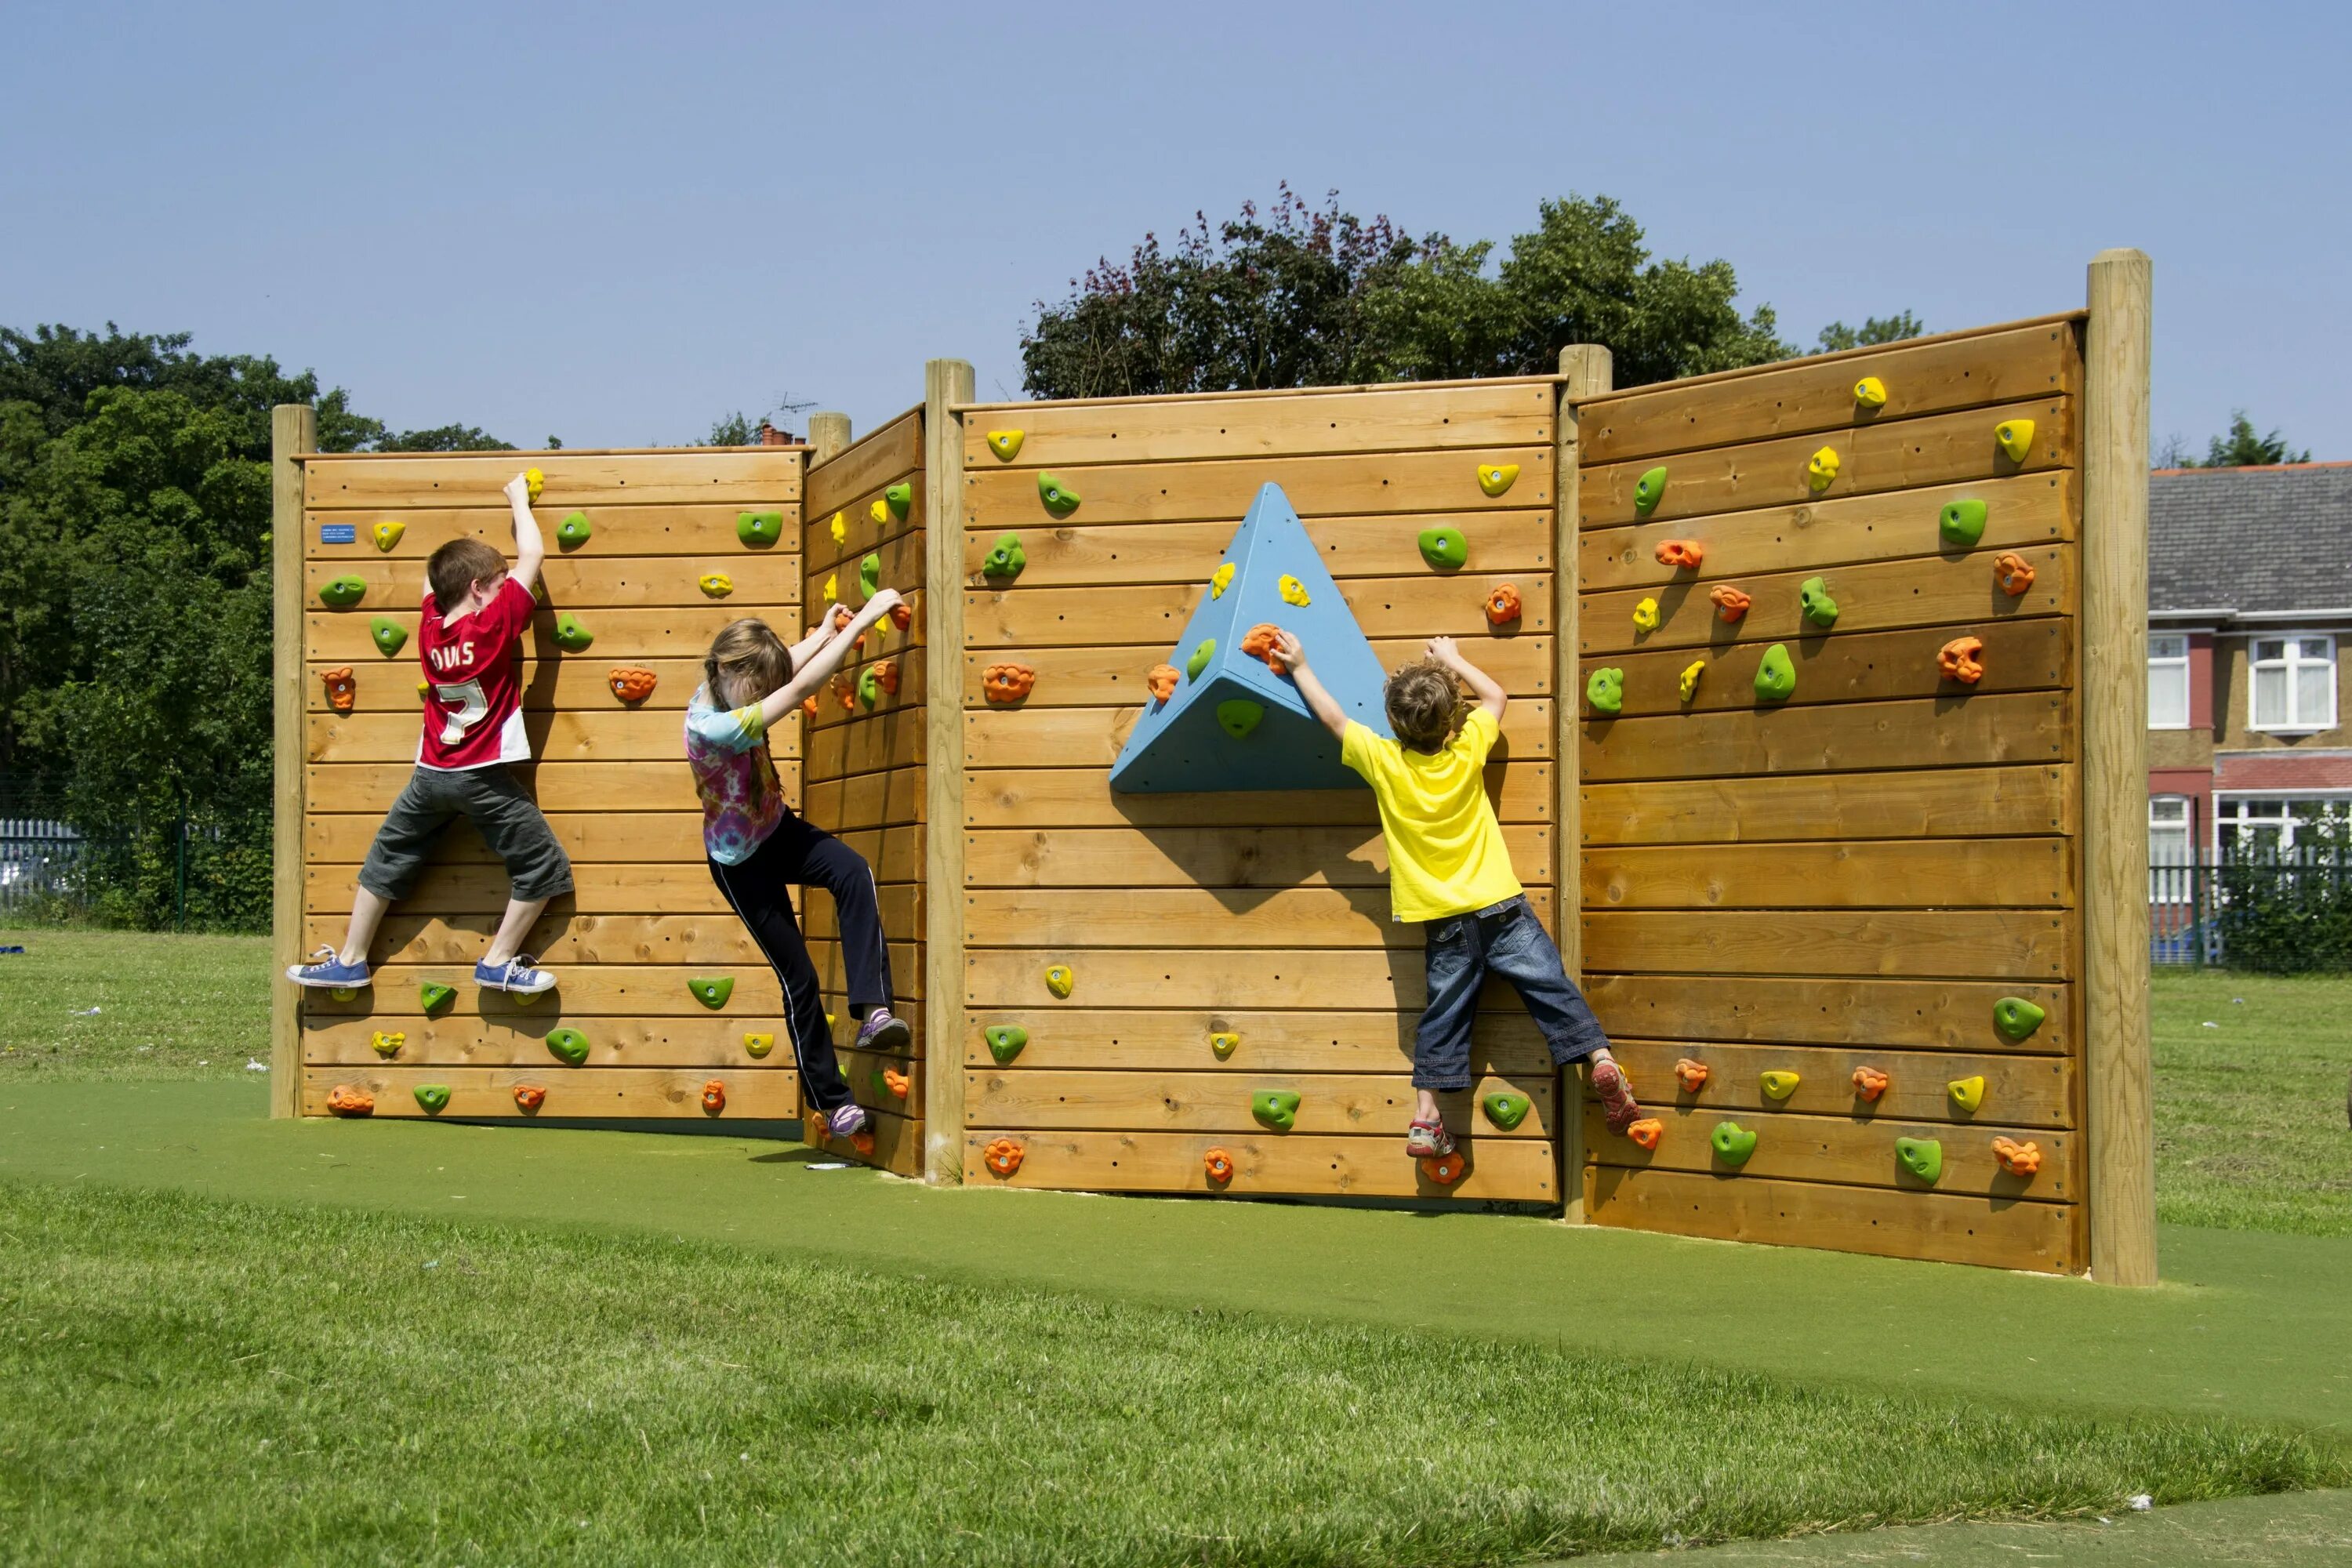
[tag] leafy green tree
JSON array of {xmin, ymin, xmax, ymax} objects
[
  {"xmin": 1813, "ymin": 312, "xmax": 1926, "ymax": 354},
  {"xmin": 2167, "ymin": 411, "xmax": 2311, "ymax": 468},
  {"xmin": 376, "ymin": 423, "xmax": 511, "ymax": 452}
]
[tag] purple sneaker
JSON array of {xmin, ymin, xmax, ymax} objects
[
  {"xmin": 855, "ymin": 1007, "xmax": 912, "ymax": 1052},
  {"xmin": 829, "ymin": 1101, "xmax": 869, "ymax": 1138}
]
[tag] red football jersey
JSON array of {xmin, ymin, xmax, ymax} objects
[{"xmin": 416, "ymin": 577, "xmax": 535, "ymax": 770}]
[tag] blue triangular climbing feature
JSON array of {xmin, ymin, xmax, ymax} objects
[{"xmin": 1111, "ymin": 483, "xmax": 1393, "ymax": 793}]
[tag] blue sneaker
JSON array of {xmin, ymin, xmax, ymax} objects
[
  {"xmin": 475, "ymin": 953, "xmax": 557, "ymax": 995},
  {"xmin": 287, "ymin": 947, "xmax": 370, "ymax": 989}
]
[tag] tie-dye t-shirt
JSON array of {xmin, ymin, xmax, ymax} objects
[{"xmin": 684, "ymin": 685, "xmax": 786, "ymax": 865}]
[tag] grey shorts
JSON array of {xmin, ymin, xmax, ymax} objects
[{"xmin": 358, "ymin": 766, "xmax": 574, "ymax": 903}]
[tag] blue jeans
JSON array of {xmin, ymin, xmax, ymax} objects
[{"xmin": 1415, "ymin": 895, "xmax": 1610, "ymax": 1091}]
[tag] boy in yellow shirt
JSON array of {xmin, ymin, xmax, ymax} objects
[{"xmin": 1274, "ymin": 631, "xmax": 1640, "ymax": 1159}]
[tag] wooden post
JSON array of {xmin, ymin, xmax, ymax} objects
[
  {"xmin": 808, "ymin": 412, "xmax": 851, "ymax": 465},
  {"xmin": 270, "ymin": 404, "xmax": 316, "ymax": 1118},
  {"xmin": 921, "ymin": 359, "xmax": 976, "ymax": 1182},
  {"xmin": 2082, "ymin": 249, "xmax": 2157, "ymax": 1285},
  {"xmin": 1555, "ymin": 344, "xmax": 1611, "ymax": 1221}
]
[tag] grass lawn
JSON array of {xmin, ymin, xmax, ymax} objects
[{"xmin": 0, "ymin": 927, "xmax": 267, "ymax": 1082}]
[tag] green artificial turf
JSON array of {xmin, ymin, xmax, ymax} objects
[
  {"xmin": 4, "ymin": 1180, "xmax": 2342, "ymax": 1568},
  {"xmin": 0, "ymin": 927, "xmax": 267, "ymax": 1082}
]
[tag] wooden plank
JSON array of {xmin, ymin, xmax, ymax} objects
[
  {"xmin": 1583, "ymin": 323, "xmax": 2081, "ymax": 466},
  {"xmin": 802, "ymin": 883, "xmax": 922, "ymax": 942},
  {"xmin": 804, "ymin": 1103, "xmax": 926, "ymax": 1178},
  {"xmin": 803, "ymin": 768, "xmax": 924, "ymax": 832},
  {"xmin": 308, "ymin": 605, "xmax": 756, "ymax": 663},
  {"xmin": 1581, "ymin": 546, "xmax": 2072, "ymax": 657},
  {"xmin": 963, "ymin": 764, "xmax": 1552, "ymax": 827},
  {"xmin": 970, "ymin": 573, "xmax": 1554, "ymax": 648},
  {"xmin": 308, "ymin": 761, "xmax": 705, "ymax": 815},
  {"xmin": 793, "ymin": 590, "xmax": 928, "ymax": 661},
  {"xmin": 1586, "ymin": 1103, "xmax": 2078, "ymax": 1201},
  {"xmin": 1586, "ymin": 1166, "xmax": 2073, "ymax": 1273},
  {"xmin": 272, "ymin": 403, "xmax": 315, "ymax": 1119},
  {"xmin": 804, "ymin": 708, "xmax": 924, "ymax": 779},
  {"xmin": 307, "ymin": 861, "xmax": 728, "ymax": 917},
  {"xmin": 1581, "ymin": 693, "xmax": 2071, "ymax": 783},
  {"xmin": 300, "ymin": 1065, "xmax": 800, "ymax": 1120},
  {"xmin": 314, "ymin": 912, "xmax": 767, "ymax": 967},
  {"xmin": 307, "ymin": 811, "xmax": 707, "ymax": 865},
  {"xmin": 830, "ymin": 826, "xmax": 926, "ymax": 887},
  {"xmin": 307, "ymin": 451, "xmax": 804, "ymax": 510},
  {"xmin": 1583, "ymin": 909, "xmax": 2069, "ymax": 979},
  {"xmin": 965, "ymin": 946, "xmax": 1537, "ymax": 1012},
  {"xmin": 1592, "ymin": 619, "xmax": 2071, "ymax": 717},
  {"xmin": 965, "ymin": 701, "xmax": 1553, "ymax": 771},
  {"xmin": 1578, "ymin": 471, "xmax": 2072, "ymax": 592},
  {"xmin": 1557, "ymin": 343, "xmax": 1612, "ymax": 1223},
  {"xmin": 1584, "ymin": 975, "xmax": 2071, "ymax": 1053},
  {"xmin": 960, "ymin": 381, "xmax": 1554, "ymax": 467},
  {"xmin": 1583, "ymin": 765, "xmax": 2075, "ymax": 847},
  {"xmin": 303, "ymin": 1014, "xmax": 793, "ymax": 1067},
  {"xmin": 967, "ymin": 1069, "xmax": 1553, "ymax": 1138},
  {"xmin": 303, "ymin": 963, "xmax": 783, "ymax": 1018},
  {"xmin": 811, "ymin": 941, "xmax": 926, "ymax": 1002},
  {"xmin": 306, "ymin": 657, "xmax": 713, "ymax": 714},
  {"xmin": 961, "ymin": 637, "xmax": 1551, "ymax": 709},
  {"xmin": 1605, "ymin": 1039, "xmax": 2073, "ymax": 1130},
  {"xmin": 827, "ymin": 1002, "xmax": 928, "ymax": 1059},
  {"xmin": 964, "ymin": 824, "xmax": 1551, "ymax": 890},
  {"xmin": 965, "ymin": 445, "xmax": 1553, "ymax": 527},
  {"xmin": 305, "ymin": 503, "xmax": 800, "ymax": 561},
  {"xmin": 805, "ymin": 663, "xmax": 929, "ymax": 734},
  {"xmin": 805, "ymin": 408, "xmax": 920, "ymax": 517},
  {"xmin": 965, "ymin": 1128, "xmax": 1556, "ymax": 1200},
  {"xmin": 1580, "ymin": 397, "xmax": 2073, "ymax": 528},
  {"xmin": 965, "ymin": 886, "xmax": 1555, "ymax": 950},
  {"xmin": 307, "ymin": 708, "xmax": 787, "ymax": 765},
  {"xmin": 957, "ymin": 1008, "xmax": 1555, "ymax": 1074},
  {"xmin": 804, "ymin": 520, "xmax": 924, "ymax": 602},
  {"xmin": 838, "ymin": 1047, "xmax": 926, "ymax": 1109},
  {"xmin": 1585, "ymin": 837, "xmax": 2074, "ymax": 911},
  {"xmin": 305, "ymin": 556, "xmax": 797, "ymax": 611},
  {"xmin": 960, "ymin": 510, "xmax": 1554, "ymax": 589}
]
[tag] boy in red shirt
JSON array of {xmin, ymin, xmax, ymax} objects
[{"xmin": 288, "ymin": 472, "xmax": 573, "ymax": 995}]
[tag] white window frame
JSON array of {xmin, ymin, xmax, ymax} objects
[
  {"xmin": 2214, "ymin": 793, "xmax": 2352, "ymax": 858},
  {"xmin": 2148, "ymin": 796, "xmax": 2195, "ymax": 902},
  {"xmin": 2147, "ymin": 633, "xmax": 2190, "ymax": 730},
  {"xmin": 2248, "ymin": 632, "xmax": 2337, "ymax": 734}
]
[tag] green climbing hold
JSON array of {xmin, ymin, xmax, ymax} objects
[
  {"xmin": 983, "ymin": 532, "xmax": 1026, "ymax": 579},
  {"xmin": 688, "ymin": 975, "xmax": 735, "ymax": 1010},
  {"xmin": 1185, "ymin": 640, "xmax": 1217, "ymax": 681},
  {"xmin": 1896, "ymin": 1136, "xmax": 1944, "ymax": 1184},
  {"xmin": 554, "ymin": 612, "xmax": 593, "ymax": 652},
  {"xmin": 858, "ymin": 666, "xmax": 880, "ymax": 708},
  {"xmin": 1798, "ymin": 576, "xmax": 1839, "ymax": 629},
  {"xmin": 1992, "ymin": 996, "xmax": 2047, "ymax": 1041},
  {"xmin": 370, "ymin": 616, "xmax": 408, "ymax": 657},
  {"xmin": 858, "ymin": 553, "xmax": 881, "ymax": 600},
  {"xmin": 419, "ymin": 982, "xmax": 456, "ymax": 1014},
  {"xmin": 1710, "ymin": 1120, "xmax": 1759, "ymax": 1167},
  {"xmin": 557, "ymin": 510, "xmax": 592, "ymax": 548},
  {"xmin": 1417, "ymin": 526, "xmax": 1468, "ymax": 571},
  {"xmin": 1037, "ymin": 473, "xmax": 1080, "ymax": 516},
  {"xmin": 1251, "ymin": 1090, "xmax": 1301, "ymax": 1131},
  {"xmin": 737, "ymin": 510, "xmax": 783, "ymax": 546},
  {"xmin": 884, "ymin": 481, "xmax": 912, "ymax": 521},
  {"xmin": 1939, "ymin": 498, "xmax": 1988, "ymax": 549},
  {"xmin": 1483, "ymin": 1092, "xmax": 1530, "ymax": 1131},
  {"xmin": 1584, "ymin": 666, "xmax": 1624, "ymax": 717},
  {"xmin": 1755, "ymin": 644, "xmax": 1796, "ymax": 702},
  {"xmin": 984, "ymin": 1025, "xmax": 1029, "ymax": 1064},
  {"xmin": 1215, "ymin": 699, "xmax": 1264, "ymax": 739},
  {"xmin": 412, "ymin": 1084, "xmax": 452, "ymax": 1114},
  {"xmin": 545, "ymin": 1028, "xmax": 590, "ymax": 1066},
  {"xmin": 318, "ymin": 575, "xmax": 367, "ymax": 609},
  {"xmin": 1634, "ymin": 466, "xmax": 1668, "ymax": 516}
]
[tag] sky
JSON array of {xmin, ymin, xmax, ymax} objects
[{"xmin": 5, "ymin": 1, "xmax": 2346, "ymax": 457}]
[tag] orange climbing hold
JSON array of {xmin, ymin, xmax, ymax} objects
[
  {"xmin": 874, "ymin": 657, "xmax": 900, "ymax": 695},
  {"xmin": 890, "ymin": 601, "xmax": 912, "ymax": 630},
  {"xmin": 801, "ymin": 695, "xmax": 818, "ymax": 717},
  {"xmin": 851, "ymin": 1129, "xmax": 876, "ymax": 1155},
  {"xmin": 1994, "ymin": 553, "xmax": 2037, "ymax": 597},
  {"xmin": 1851, "ymin": 1065, "xmax": 1889, "ymax": 1102},
  {"xmin": 1938, "ymin": 636, "xmax": 1985, "ymax": 685},
  {"xmin": 512, "ymin": 1083, "xmax": 546, "ymax": 1112},
  {"xmin": 1710, "ymin": 585, "xmax": 1751, "ymax": 622},
  {"xmin": 1484, "ymin": 583, "xmax": 1522, "ymax": 626},
  {"xmin": 321, "ymin": 666, "xmax": 356, "ymax": 713},
  {"xmin": 1240, "ymin": 622, "xmax": 1285, "ymax": 668},
  {"xmin": 1991, "ymin": 1136, "xmax": 2043, "ymax": 1177},
  {"xmin": 833, "ymin": 673, "xmax": 855, "ymax": 711},
  {"xmin": 882, "ymin": 1067, "xmax": 909, "ymax": 1098},
  {"xmin": 701, "ymin": 1080, "xmax": 726, "ymax": 1114},
  {"xmin": 607, "ymin": 666, "xmax": 658, "ymax": 703},
  {"xmin": 326, "ymin": 1084, "xmax": 374, "ymax": 1117},
  {"xmin": 1655, "ymin": 539, "xmax": 1705, "ymax": 571},
  {"xmin": 982, "ymin": 1137, "xmax": 1025, "ymax": 1177},
  {"xmin": 1203, "ymin": 1147, "xmax": 1234, "ymax": 1185},
  {"xmin": 1146, "ymin": 663, "xmax": 1180, "ymax": 703},
  {"xmin": 1625, "ymin": 1117, "xmax": 1664, "ymax": 1151},
  {"xmin": 1673, "ymin": 1058, "xmax": 1711, "ymax": 1093},
  {"xmin": 983, "ymin": 663, "xmax": 1035, "ymax": 704},
  {"xmin": 830, "ymin": 604, "xmax": 855, "ymax": 631},
  {"xmin": 1420, "ymin": 1150, "xmax": 1465, "ymax": 1186}
]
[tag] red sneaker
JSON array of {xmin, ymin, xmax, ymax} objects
[{"xmin": 1588, "ymin": 1058, "xmax": 1642, "ymax": 1134}]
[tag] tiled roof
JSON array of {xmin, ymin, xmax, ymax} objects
[{"xmin": 2151, "ymin": 463, "xmax": 2352, "ymax": 615}]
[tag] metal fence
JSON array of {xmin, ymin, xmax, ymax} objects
[
  {"xmin": 0, "ymin": 790, "xmax": 271, "ymax": 931},
  {"xmin": 2151, "ymin": 855, "xmax": 2352, "ymax": 970},
  {"xmin": 0, "ymin": 812, "xmax": 96, "ymax": 922}
]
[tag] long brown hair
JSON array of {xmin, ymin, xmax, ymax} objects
[{"xmin": 704, "ymin": 619, "xmax": 793, "ymax": 708}]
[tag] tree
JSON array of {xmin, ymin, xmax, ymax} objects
[
  {"xmin": 2163, "ymin": 411, "xmax": 2311, "ymax": 469},
  {"xmin": 704, "ymin": 394, "xmax": 815, "ymax": 447},
  {"xmin": 1813, "ymin": 312, "xmax": 1927, "ymax": 354}
]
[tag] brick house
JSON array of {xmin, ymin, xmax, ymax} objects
[{"xmin": 2149, "ymin": 463, "xmax": 2352, "ymax": 862}]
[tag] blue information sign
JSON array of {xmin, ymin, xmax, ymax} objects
[{"xmin": 319, "ymin": 523, "xmax": 357, "ymax": 545}]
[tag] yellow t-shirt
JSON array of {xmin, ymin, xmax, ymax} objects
[{"xmin": 1341, "ymin": 707, "xmax": 1523, "ymax": 923}]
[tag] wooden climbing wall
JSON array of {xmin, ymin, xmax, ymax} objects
[
  {"xmin": 798, "ymin": 412, "xmax": 930, "ymax": 1173},
  {"xmin": 953, "ymin": 381, "xmax": 1566, "ymax": 1200},
  {"xmin": 292, "ymin": 448, "xmax": 808, "ymax": 1121},
  {"xmin": 1573, "ymin": 319, "xmax": 2090, "ymax": 1272}
]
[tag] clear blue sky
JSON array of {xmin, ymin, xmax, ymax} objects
[{"xmin": 6, "ymin": 1, "xmax": 2344, "ymax": 457}]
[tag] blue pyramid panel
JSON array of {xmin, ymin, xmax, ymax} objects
[{"xmin": 1110, "ymin": 483, "xmax": 1393, "ymax": 793}]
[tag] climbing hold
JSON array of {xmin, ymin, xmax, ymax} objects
[
  {"xmin": 545, "ymin": 1028, "xmax": 590, "ymax": 1066},
  {"xmin": 1185, "ymin": 640, "xmax": 1217, "ymax": 681},
  {"xmin": 1483, "ymin": 1092, "xmax": 1531, "ymax": 1131},
  {"xmin": 826, "ymin": 1013, "xmax": 837, "ymax": 1031},
  {"xmin": 1626, "ymin": 1118, "xmax": 1664, "ymax": 1151},
  {"xmin": 1851, "ymin": 1066, "xmax": 1889, "ymax": 1102},
  {"xmin": 884, "ymin": 481, "xmax": 912, "ymax": 521},
  {"xmin": 1654, "ymin": 539, "xmax": 1705, "ymax": 571},
  {"xmin": 858, "ymin": 553, "xmax": 881, "ymax": 600},
  {"xmin": 330, "ymin": 988, "xmax": 358, "ymax": 1002},
  {"xmin": 1250, "ymin": 1091, "xmax": 1301, "ymax": 1131},
  {"xmin": 737, "ymin": 510, "xmax": 783, "ymax": 546},
  {"xmin": 1210, "ymin": 561, "xmax": 1235, "ymax": 598},
  {"xmin": 1710, "ymin": 1121, "xmax": 1758, "ymax": 1167},
  {"xmin": 880, "ymin": 1068, "xmax": 909, "ymax": 1100},
  {"xmin": 982, "ymin": 533, "xmax": 1025, "ymax": 579},
  {"xmin": 1994, "ymin": 553, "xmax": 2037, "ymax": 596},
  {"xmin": 327, "ymin": 1084, "xmax": 375, "ymax": 1117},
  {"xmin": 982, "ymin": 662, "xmax": 1034, "ymax": 704},
  {"xmin": 1798, "ymin": 576, "xmax": 1839, "ymax": 628},
  {"xmin": 1209, "ymin": 1031, "xmax": 1240, "ymax": 1060},
  {"xmin": 1037, "ymin": 474, "xmax": 1080, "ymax": 515},
  {"xmin": 1215, "ymin": 699, "xmax": 1265, "ymax": 739},
  {"xmin": 318, "ymin": 575, "xmax": 367, "ymax": 609},
  {"xmin": 1634, "ymin": 466, "xmax": 1668, "ymax": 515},
  {"xmin": 1947, "ymin": 1075, "xmax": 1987, "ymax": 1113},
  {"xmin": 1203, "ymin": 1147, "xmax": 1234, "ymax": 1185},
  {"xmin": 1993, "ymin": 996, "xmax": 2047, "ymax": 1042},
  {"xmin": 1476, "ymin": 463, "xmax": 1520, "ymax": 497},
  {"xmin": 1146, "ymin": 664, "xmax": 1180, "ymax": 704},
  {"xmin": 1759, "ymin": 1070, "xmax": 1800, "ymax": 1102},
  {"xmin": 1991, "ymin": 1136, "xmax": 2042, "ymax": 1178},
  {"xmin": 321, "ymin": 666, "xmax": 356, "ymax": 713},
  {"xmin": 1484, "ymin": 584, "xmax": 1523, "ymax": 626},
  {"xmin": 1853, "ymin": 376, "xmax": 1888, "ymax": 408},
  {"xmin": 513, "ymin": 990, "xmax": 543, "ymax": 1009},
  {"xmin": 890, "ymin": 601, "xmax": 912, "ymax": 630},
  {"xmin": 553, "ymin": 613, "xmax": 593, "ymax": 652},
  {"xmin": 419, "ymin": 982, "xmax": 456, "ymax": 1014},
  {"xmin": 849, "ymin": 1129, "xmax": 876, "ymax": 1155},
  {"xmin": 1421, "ymin": 1150, "xmax": 1466, "ymax": 1186},
  {"xmin": 829, "ymin": 511, "xmax": 847, "ymax": 545},
  {"xmin": 1678, "ymin": 661, "xmax": 1705, "ymax": 702},
  {"xmin": 832, "ymin": 673, "xmax": 855, "ymax": 712},
  {"xmin": 1995, "ymin": 417, "xmax": 2037, "ymax": 463},
  {"xmin": 1896, "ymin": 1136, "xmax": 1944, "ymax": 1184},
  {"xmin": 413, "ymin": 1083, "xmax": 452, "ymax": 1114},
  {"xmin": 1938, "ymin": 637, "xmax": 1985, "ymax": 685},
  {"xmin": 1278, "ymin": 574, "xmax": 1311, "ymax": 607},
  {"xmin": 1632, "ymin": 597, "xmax": 1661, "ymax": 633},
  {"xmin": 701, "ymin": 1080, "xmax": 726, "ymax": 1114},
  {"xmin": 982, "ymin": 1137, "xmax": 1025, "ymax": 1177},
  {"xmin": 369, "ymin": 616, "xmax": 408, "ymax": 658},
  {"xmin": 1754, "ymin": 644, "xmax": 1796, "ymax": 702},
  {"xmin": 512, "ymin": 1084, "xmax": 546, "ymax": 1112},
  {"xmin": 556, "ymin": 511, "xmax": 592, "ymax": 549},
  {"xmin": 984, "ymin": 1025, "xmax": 1029, "ymax": 1063},
  {"xmin": 369, "ymin": 1029, "xmax": 405, "ymax": 1059},
  {"xmin": 986, "ymin": 430, "xmax": 1025, "ymax": 461},
  {"xmin": 1710, "ymin": 585, "xmax": 1751, "ymax": 622},
  {"xmin": 800, "ymin": 695, "xmax": 818, "ymax": 718},
  {"xmin": 372, "ymin": 519, "xmax": 406, "ymax": 552},
  {"xmin": 1044, "ymin": 965, "xmax": 1074, "ymax": 998},
  {"xmin": 688, "ymin": 976, "xmax": 735, "ymax": 1010},
  {"xmin": 1940, "ymin": 499, "xmax": 1988, "ymax": 549},
  {"xmin": 742, "ymin": 1033, "xmax": 775, "ymax": 1058},
  {"xmin": 869, "ymin": 499, "xmax": 888, "ymax": 524},
  {"xmin": 1673, "ymin": 1058, "xmax": 1711, "ymax": 1093},
  {"xmin": 821, "ymin": 572, "xmax": 838, "ymax": 605},
  {"xmin": 1585, "ymin": 666, "xmax": 1624, "ymax": 717},
  {"xmin": 1240, "ymin": 623, "xmax": 1284, "ymax": 669},
  {"xmin": 1807, "ymin": 446, "xmax": 1841, "ymax": 492},
  {"xmin": 873, "ymin": 658, "xmax": 899, "ymax": 695},
  {"xmin": 699, "ymin": 572, "xmax": 733, "ymax": 598},
  {"xmin": 524, "ymin": 467, "xmax": 544, "ymax": 501},
  {"xmin": 1417, "ymin": 527, "xmax": 1467, "ymax": 571},
  {"xmin": 858, "ymin": 667, "xmax": 880, "ymax": 709},
  {"xmin": 608, "ymin": 666, "xmax": 658, "ymax": 704}
]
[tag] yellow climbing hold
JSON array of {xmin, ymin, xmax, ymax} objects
[
  {"xmin": 699, "ymin": 572, "xmax": 734, "ymax": 597},
  {"xmin": 1759, "ymin": 1069, "xmax": 1800, "ymax": 1101},
  {"xmin": 1679, "ymin": 660, "xmax": 1705, "ymax": 702},
  {"xmin": 1044, "ymin": 964, "xmax": 1074, "ymax": 999},
  {"xmin": 822, "ymin": 572, "xmax": 837, "ymax": 604},
  {"xmin": 1210, "ymin": 1032, "xmax": 1240, "ymax": 1059},
  {"xmin": 369, "ymin": 1030, "xmax": 406, "ymax": 1059},
  {"xmin": 1996, "ymin": 417, "xmax": 2037, "ymax": 463},
  {"xmin": 1632, "ymin": 597, "xmax": 1661, "ymax": 633},
  {"xmin": 372, "ymin": 519, "xmax": 406, "ymax": 552},
  {"xmin": 869, "ymin": 498, "xmax": 889, "ymax": 524},
  {"xmin": 986, "ymin": 430, "xmax": 1025, "ymax": 460},
  {"xmin": 329, "ymin": 988, "xmax": 358, "ymax": 1002},
  {"xmin": 829, "ymin": 511, "xmax": 847, "ymax": 545},
  {"xmin": 1210, "ymin": 562, "xmax": 1234, "ymax": 599},
  {"xmin": 1807, "ymin": 446, "xmax": 1840, "ymax": 492},
  {"xmin": 1947, "ymin": 1075, "xmax": 1987, "ymax": 1113},
  {"xmin": 742, "ymin": 1033, "xmax": 775, "ymax": 1058},
  {"xmin": 1853, "ymin": 376, "xmax": 1887, "ymax": 408},
  {"xmin": 524, "ymin": 466, "xmax": 544, "ymax": 501},
  {"xmin": 1477, "ymin": 463, "xmax": 1520, "ymax": 497},
  {"xmin": 1278, "ymin": 575, "xmax": 1311, "ymax": 607}
]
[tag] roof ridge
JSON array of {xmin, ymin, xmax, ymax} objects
[{"xmin": 2153, "ymin": 459, "xmax": 2352, "ymax": 476}]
